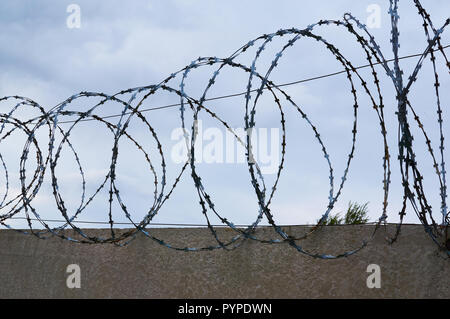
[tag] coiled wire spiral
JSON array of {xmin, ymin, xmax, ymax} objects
[{"xmin": 0, "ymin": 0, "xmax": 448, "ymax": 258}]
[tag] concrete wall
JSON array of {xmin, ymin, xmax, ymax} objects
[{"xmin": 0, "ymin": 225, "xmax": 448, "ymax": 298}]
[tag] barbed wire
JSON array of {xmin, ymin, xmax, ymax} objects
[{"xmin": 0, "ymin": 0, "xmax": 449, "ymax": 258}]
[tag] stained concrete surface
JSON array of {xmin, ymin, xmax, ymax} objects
[{"xmin": 0, "ymin": 225, "xmax": 448, "ymax": 298}]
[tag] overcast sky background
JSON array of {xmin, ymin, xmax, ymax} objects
[{"xmin": 0, "ymin": 0, "xmax": 449, "ymax": 233}]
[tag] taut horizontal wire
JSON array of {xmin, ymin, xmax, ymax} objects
[
  {"xmin": 6, "ymin": 216, "xmax": 392, "ymax": 227},
  {"xmin": 53, "ymin": 44, "xmax": 450, "ymax": 125}
]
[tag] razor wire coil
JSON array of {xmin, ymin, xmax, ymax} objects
[{"xmin": 0, "ymin": 0, "xmax": 449, "ymax": 258}]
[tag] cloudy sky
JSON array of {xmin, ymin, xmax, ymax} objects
[{"xmin": 0, "ymin": 0, "xmax": 449, "ymax": 233}]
